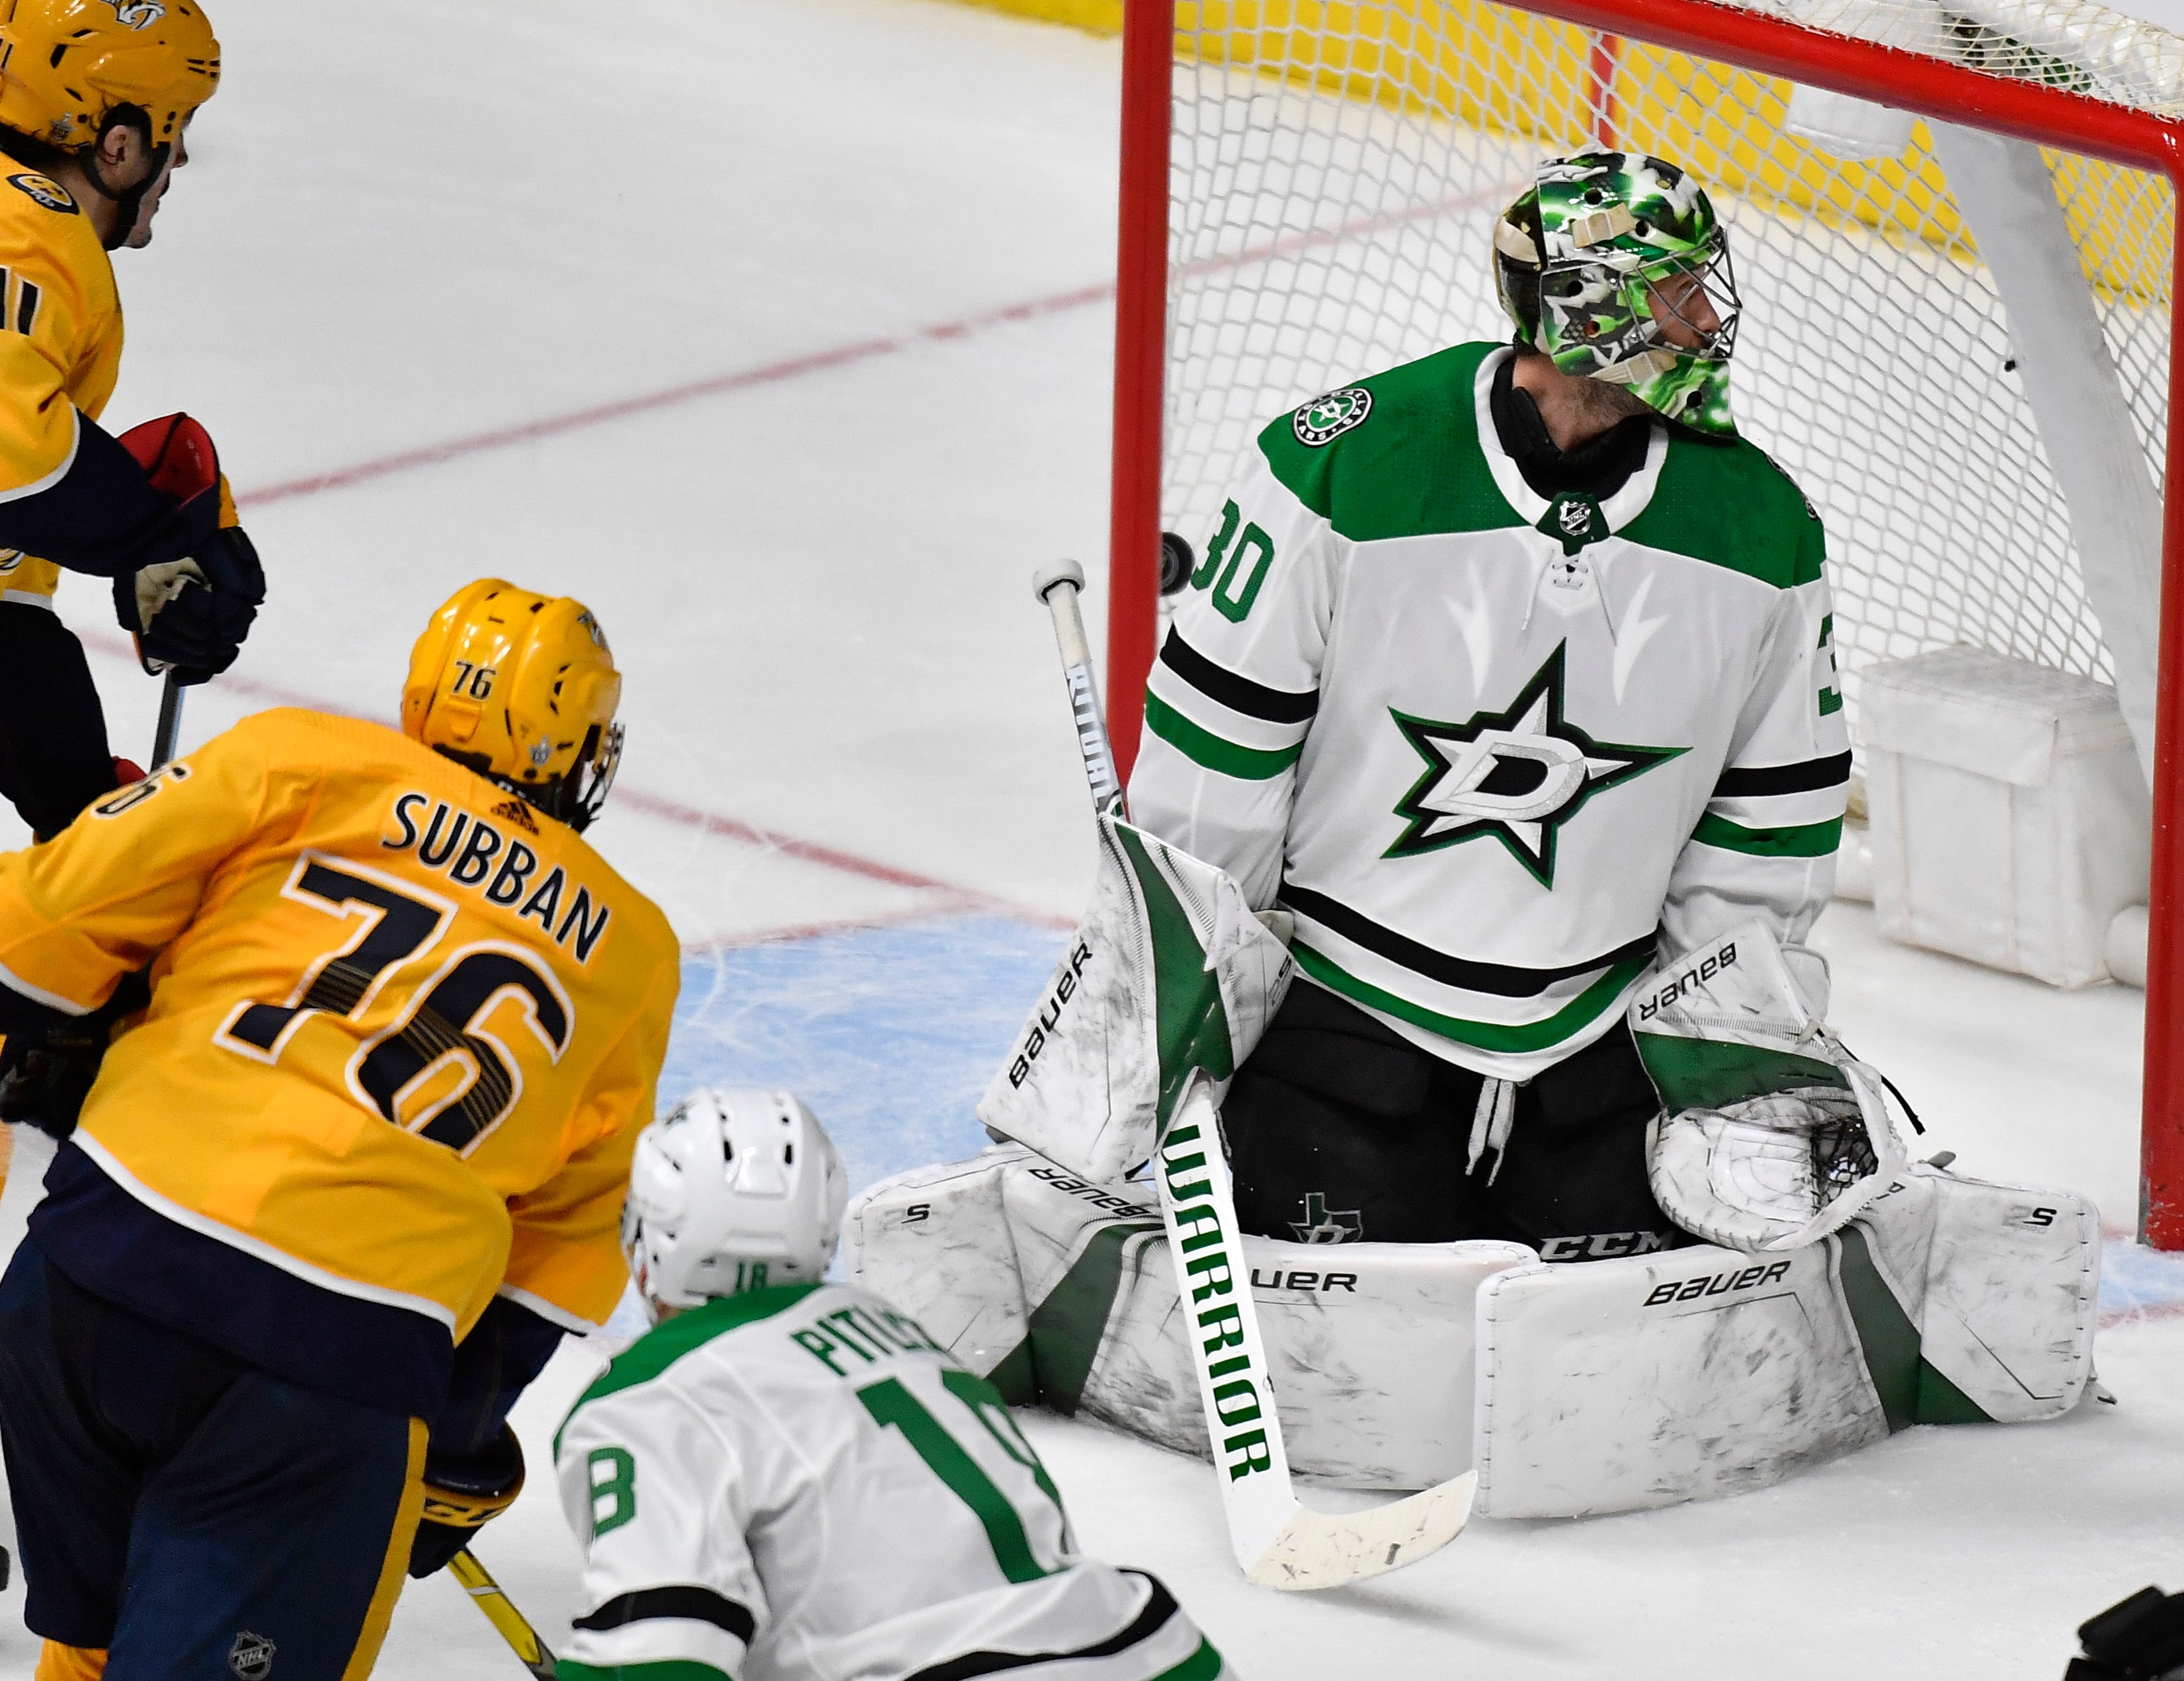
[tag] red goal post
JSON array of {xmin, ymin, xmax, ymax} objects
[{"xmin": 1104, "ymin": 0, "xmax": 2184, "ymax": 1243}]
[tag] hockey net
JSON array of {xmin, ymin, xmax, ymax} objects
[
  {"xmin": 1160, "ymin": 0, "xmax": 2176, "ymax": 721},
  {"xmin": 1105, "ymin": 0, "xmax": 2184, "ymax": 1237}
]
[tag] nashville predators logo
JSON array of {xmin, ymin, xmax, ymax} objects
[
  {"xmin": 7, "ymin": 174, "xmax": 76, "ymax": 214},
  {"xmin": 107, "ymin": 1, "xmax": 168, "ymax": 27}
]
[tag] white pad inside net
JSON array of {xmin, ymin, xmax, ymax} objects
[{"xmin": 1162, "ymin": 0, "xmax": 2177, "ymax": 726}]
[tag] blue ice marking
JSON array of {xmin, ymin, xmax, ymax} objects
[
  {"xmin": 2099, "ymin": 1236, "xmax": 2184, "ymax": 1319},
  {"xmin": 663, "ymin": 913, "xmax": 1065, "ymax": 1198}
]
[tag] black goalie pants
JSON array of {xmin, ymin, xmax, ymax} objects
[{"xmin": 1223, "ymin": 982, "xmax": 1692, "ymax": 1261}]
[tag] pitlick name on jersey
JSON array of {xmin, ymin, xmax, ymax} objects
[
  {"xmin": 790, "ymin": 1300, "xmax": 951, "ymax": 1378},
  {"xmin": 382, "ymin": 792, "xmax": 612, "ymax": 962}
]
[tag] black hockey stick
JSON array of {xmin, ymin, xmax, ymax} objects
[{"xmin": 150, "ymin": 670, "xmax": 185, "ymax": 770}]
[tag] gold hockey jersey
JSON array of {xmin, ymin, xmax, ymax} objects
[
  {"xmin": 0, "ymin": 707, "xmax": 679, "ymax": 1415},
  {"xmin": 0, "ymin": 168, "xmax": 124, "ymax": 608}
]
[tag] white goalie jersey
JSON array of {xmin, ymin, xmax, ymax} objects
[
  {"xmin": 1130, "ymin": 341, "xmax": 1851, "ymax": 1081},
  {"xmin": 554, "ymin": 1280, "xmax": 1231, "ymax": 1681}
]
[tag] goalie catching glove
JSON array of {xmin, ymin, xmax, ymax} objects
[
  {"xmin": 1634, "ymin": 922, "xmax": 1910, "ymax": 1253},
  {"xmin": 109, "ymin": 413, "xmax": 264, "ymax": 684},
  {"xmin": 409, "ymin": 1420, "xmax": 525, "ymax": 1579}
]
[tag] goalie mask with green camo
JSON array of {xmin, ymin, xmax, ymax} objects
[{"xmin": 1493, "ymin": 151, "xmax": 1742, "ymax": 437}]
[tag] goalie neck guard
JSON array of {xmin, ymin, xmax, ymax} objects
[
  {"xmin": 401, "ymin": 578, "xmax": 625, "ymax": 833},
  {"xmin": 1493, "ymin": 150, "xmax": 1741, "ymax": 437},
  {"xmin": 622, "ymin": 1088, "xmax": 849, "ymax": 1317},
  {"xmin": 0, "ymin": 1, "xmax": 220, "ymax": 153}
]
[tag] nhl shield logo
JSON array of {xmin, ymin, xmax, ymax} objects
[
  {"xmin": 228, "ymin": 1632, "xmax": 275, "ymax": 1681},
  {"xmin": 1291, "ymin": 387, "xmax": 1373, "ymax": 448}
]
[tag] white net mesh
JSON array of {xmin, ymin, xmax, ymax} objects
[{"xmin": 1162, "ymin": 0, "xmax": 2177, "ymax": 724}]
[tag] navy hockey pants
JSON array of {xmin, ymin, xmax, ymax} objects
[
  {"xmin": 1224, "ymin": 983, "xmax": 1691, "ymax": 1259},
  {"xmin": 0, "ymin": 1241, "xmax": 425, "ymax": 1680}
]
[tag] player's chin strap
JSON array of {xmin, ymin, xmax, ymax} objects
[{"xmin": 80, "ymin": 121, "xmax": 168, "ymax": 252}]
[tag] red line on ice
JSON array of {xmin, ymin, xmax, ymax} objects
[
  {"xmin": 230, "ymin": 179, "xmax": 1520, "ymax": 510},
  {"xmin": 233, "ymin": 284, "xmax": 1112, "ymax": 510},
  {"xmin": 78, "ymin": 631, "xmax": 1063, "ymax": 926}
]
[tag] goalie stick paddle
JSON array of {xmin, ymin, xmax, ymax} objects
[
  {"xmin": 449, "ymin": 1547, "xmax": 557, "ymax": 1680},
  {"xmin": 151, "ymin": 671, "xmax": 185, "ymax": 771},
  {"xmin": 1031, "ymin": 563, "xmax": 1475, "ymax": 1591}
]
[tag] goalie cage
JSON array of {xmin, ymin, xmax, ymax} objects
[{"xmin": 1098, "ymin": 0, "xmax": 2184, "ymax": 1245}]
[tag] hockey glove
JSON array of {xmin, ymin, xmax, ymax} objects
[
  {"xmin": 409, "ymin": 1421, "xmax": 525, "ymax": 1579},
  {"xmin": 107, "ymin": 414, "xmax": 264, "ymax": 685},
  {"xmin": 2068, "ymin": 1586, "xmax": 2184, "ymax": 1680},
  {"xmin": 0, "ymin": 971, "xmax": 148, "ymax": 1140}
]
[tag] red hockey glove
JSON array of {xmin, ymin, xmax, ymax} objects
[{"xmin": 108, "ymin": 414, "xmax": 263, "ymax": 685}]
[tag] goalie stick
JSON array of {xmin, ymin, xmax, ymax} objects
[
  {"xmin": 1031, "ymin": 558, "xmax": 1474, "ymax": 1590},
  {"xmin": 449, "ymin": 1547, "xmax": 557, "ymax": 1680}
]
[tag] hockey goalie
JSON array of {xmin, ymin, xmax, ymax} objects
[{"xmin": 853, "ymin": 149, "xmax": 2101, "ymax": 1525}]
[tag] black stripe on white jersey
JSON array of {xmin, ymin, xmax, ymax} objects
[
  {"xmin": 572, "ymin": 1586, "xmax": 756, "ymax": 1644},
  {"xmin": 908, "ymin": 1570, "xmax": 1184, "ymax": 1681},
  {"xmin": 1159, "ymin": 627, "xmax": 1317, "ymax": 724},
  {"xmin": 1712, "ymin": 751, "xmax": 1852, "ymax": 799},
  {"xmin": 1281, "ymin": 883, "xmax": 1656, "ymax": 997}
]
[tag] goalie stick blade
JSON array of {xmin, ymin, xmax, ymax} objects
[{"xmin": 1243, "ymin": 1471, "xmax": 1476, "ymax": 1592}]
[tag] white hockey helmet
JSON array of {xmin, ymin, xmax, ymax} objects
[{"xmin": 622, "ymin": 1087, "xmax": 848, "ymax": 1314}]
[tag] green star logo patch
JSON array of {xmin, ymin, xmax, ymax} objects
[
  {"xmin": 1387, "ymin": 643, "xmax": 1685, "ymax": 886},
  {"xmin": 1292, "ymin": 386, "xmax": 1373, "ymax": 447}
]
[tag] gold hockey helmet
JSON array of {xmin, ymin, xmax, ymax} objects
[
  {"xmin": 402, "ymin": 579, "xmax": 625, "ymax": 832},
  {"xmin": 0, "ymin": 1, "xmax": 221, "ymax": 153}
]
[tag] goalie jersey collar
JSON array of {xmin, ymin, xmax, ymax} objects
[{"xmin": 1473, "ymin": 346, "xmax": 1673, "ymax": 541}]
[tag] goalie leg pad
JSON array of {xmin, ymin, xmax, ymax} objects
[
  {"xmin": 850, "ymin": 1149, "xmax": 1531, "ymax": 1488},
  {"xmin": 1473, "ymin": 1166, "xmax": 2102, "ymax": 1518},
  {"xmin": 1852, "ymin": 1167, "xmax": 2099, "ymax": 1425},
  {"xmin": 845, "ymin": 1149, "xmax": 1035, "ymax": 1398}
]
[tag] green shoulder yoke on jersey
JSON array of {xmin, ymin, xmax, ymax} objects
[
  {"xmin": 1618, "ymin": 435, "xmax": 1824, "ymax": 590},
  {"xmin": 1259, "ymin": 342, "xmax": 1519, "ymax": 542},
  {"xmin": 556, "ymin": 1282, "xmax": 823, "ymax": 1454},
  {"xmin": 1262, "ymin": 340, "xmax": 1824, "ymax": 591}
]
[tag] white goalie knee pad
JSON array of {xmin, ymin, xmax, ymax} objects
[{"xmin": 846, "ymin": 1148, "xmax": 1532, "ymax": 1489}]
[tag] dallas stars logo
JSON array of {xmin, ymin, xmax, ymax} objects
[
  {"xmin": 1387, "ymin": 643, "xmax": 1684, "ymax": 886},
  {"xmin": 1291, "ymin": 1192, "xmax": 1363, "ymax": 1244}
]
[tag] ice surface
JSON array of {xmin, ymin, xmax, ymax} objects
[{"xmin": 0, "ymin": 1, "xmax": 2175, "ymax": 1676}]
